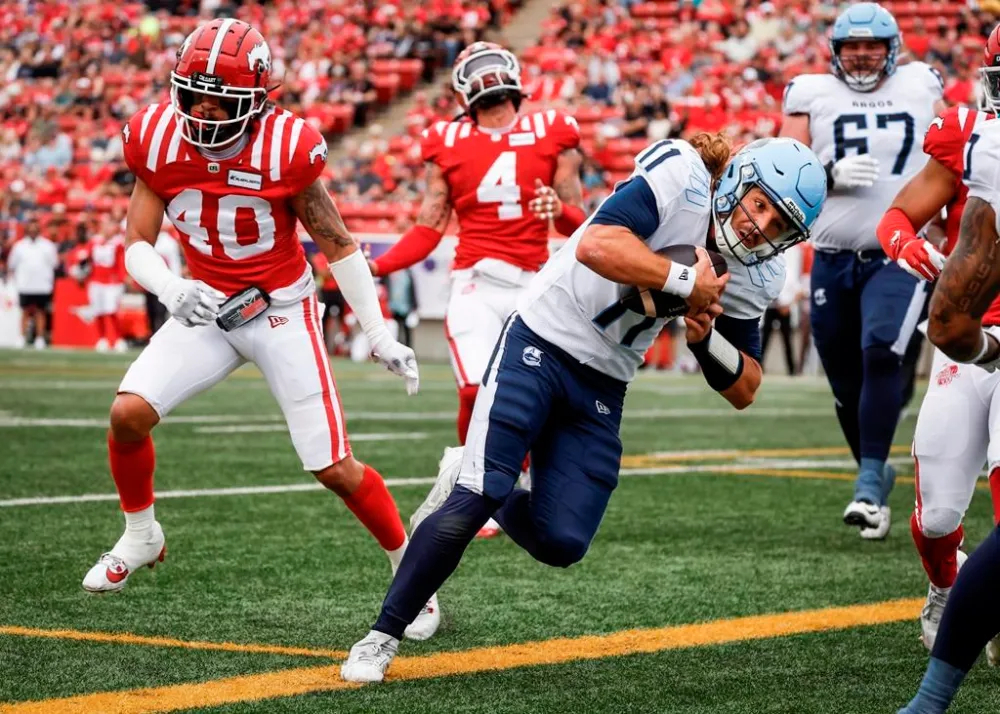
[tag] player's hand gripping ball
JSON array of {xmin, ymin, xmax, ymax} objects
[{"xmin": 621, "ymin": 245, "xmax": 728, "ymax": 320}]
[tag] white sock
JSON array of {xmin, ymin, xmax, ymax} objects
[
  {"xmin": 386, "ymin": 536, "xmax": 408, "ymax": 575},
  {"xmin": 124, "ymin": 505, "xmax": 155, "ymax": 536}
]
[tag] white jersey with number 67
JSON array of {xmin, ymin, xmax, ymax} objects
[{"xmin": 783, "ymin": 62, "xmax": 943, "ymax": 252}]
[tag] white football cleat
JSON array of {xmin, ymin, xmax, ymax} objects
[
  {"xmin": 33, "ymin": 336, "xmax": 46, "ymax": 350},
  {"xmin": 476, "ymin": 518, "xmax": 503, "ymax": 539},
  {"xmin": 859, "ymin": 506, "xmax": 891, "ymax": 540},
  {"xmin": 986, "ymin": 635, "xmax": 1000, "ymax": 667},
  {"xmin": 920, "ymin": 550, "xmax": 967, "ymax": 651},
  {"xmin": 82, "ymin": 522, "xmax": 166, "ymax": 593},
  {"xmin": 340, "ymin": 630, "xmax": 399, "ymax": 683},
  {"xmin": 94, "ymin": 338, "xmax": 110, "ymax": 353},
  {"xmin": 843, "ymin": 500, "xmax": 882, "ymax": 530},
  {"xmin": 409, "ymin": 446, "xmax": 464, "ymax": 533},
  {"xmin": 113, "ymin": 338, "xmax": 128, "ymax": 353},
  {"xmin": 404, "ymin": 593, "xmax": 441, "ymax": 641}
]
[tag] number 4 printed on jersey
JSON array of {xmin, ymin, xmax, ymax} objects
[{"xmin": 478, "ymin": 151, "xmax": 522, "ymax": 220}]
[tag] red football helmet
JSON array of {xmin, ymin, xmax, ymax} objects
[
  {"xmin": 451, "ymin": 41, "xmax": 523, "ymax": 118},
  {"xmin": 981, "ymin": 24, "xmax": 1000, "ymax": 113},
  {"xmin": 170, "ymin": 18, "xmax": 273, "ymax": 149}
]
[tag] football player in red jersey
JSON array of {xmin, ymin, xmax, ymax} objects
[
  {"xmin": 81, "ymin": 18, "xmax": 439, "ymax": 640},
  {"xmin": 876, "ymin": 25, "xmax": 1000, "ymax": 664},
  {"xmin": 86, "ymin": 219, "xmax": 128, "ymax": 353},
  {"xmin": 370, "ymin": 42, "xmax": 585, "ymax": 536}
]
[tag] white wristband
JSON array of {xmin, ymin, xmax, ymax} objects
[
  {"xmin": 973, "ymin": 330, "xmax": 993, "ymax": 364},
  {"xmin": 125, "ymin": 241, "xmax": 176, "ymax": 297},
  {"xmin": 662, "ymin": 260, "xmax": 695, "ymax": 299}
]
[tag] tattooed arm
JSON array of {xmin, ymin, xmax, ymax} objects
[
  {"xmin": 927, "ymin": 196, "xmax": 1000, "ymax": 363},
  {"xmin": 290, "ymin": 178, "xmax": 357, "ymax": 262},
  {"xmin": 370, "ymin": 162, "xmax": 451, "ymax": 276}
]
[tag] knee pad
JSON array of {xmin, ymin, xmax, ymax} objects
[
  {"xmin": 919, "ymin": 507, "xmax": 965, "ymax": 539},
  {"xmin": 863, "ymin": 345, "xmax": 901, "ymax": 375},
  {"xmin": 535, "ymin": 532, "xmax": 590, "ymax": 569}
]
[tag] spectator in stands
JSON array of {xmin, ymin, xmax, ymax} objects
[
  {"xmin": 345, "ymin": 60, "xmax": 378, "ymax": 128},
  {"xmin": 6, "ymin": 216, "xmax": 58, "ymax": 349},
  {"xmin": 716, "ymin": 19, "xmax": 758, "ymax": 63},
  {"xmin": 0, "ymin": 127, "xmax": 21, "ymax": 163}
]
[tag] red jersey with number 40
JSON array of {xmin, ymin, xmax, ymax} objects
[
  {"xmin": 422, "ymin": 109, "xmax": 580, "ymax": 273},
  {"xmin": 122, "ymin": 103, "xmax": 327, "ymax": 297},
  {"xmin": 922, "ymin": 105, "xmax": 1000, "ymax": 325}
]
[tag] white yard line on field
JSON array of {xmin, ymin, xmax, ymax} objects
[
  {"xmin": 193, "ymin": 427, "xmax": 428, "ymax": 439},
  {"xmin": 0, "ymin": 460, "xmax": 879, "ymax": 509},
  {"xmin": 0, "ymin": 407, "xmax": 855, "ymax": 430}
]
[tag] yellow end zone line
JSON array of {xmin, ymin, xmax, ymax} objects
[
  {"xmin": 0, "ymin": 626, "xmax": 346, "ymax": 660},
  {"xmin": 0, "ymin": 597, "xmax": 924, "ymax": 714},
  {"xmin": 620, "ymin": 444, "xmax": 911, "ymax": 467}
]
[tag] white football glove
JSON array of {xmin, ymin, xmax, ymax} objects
[
  {"xmin": 371, "ymin": 335, "xmax": 420, "ymax": 395},
  {"xmin": 831, "ymin": 154, "xmax": 880, "ymax": 189},
  {"xmin": 159, "ymin": 277, "xmax": 226, "ymax": 328}
]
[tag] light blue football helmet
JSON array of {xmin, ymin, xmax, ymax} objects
[
  {"xmin": 829, "ymin": 2, "xmax": 900, "ymax": 92},
  {"xmin": 712, "ymin": 137, "xmax": 827, "ymax": 266}
]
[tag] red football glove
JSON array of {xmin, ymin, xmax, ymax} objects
[{"xmin": 896, "ymin": 238, "xmax": 946, "ymax": 282}]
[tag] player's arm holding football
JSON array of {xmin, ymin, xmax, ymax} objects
[
  {"xmin": 291, "ymin": 179, "xmax": 420, "ymax": 394},
  {"xmin": 122, "ymin": 177, "xmax": 226, "ymax": 327},
  {"xmin": 684, "ymin": 307, "xmax": 762, "ymax": 410},
  {"xmin": 576, "ymin": 176, "xmax": 728, "ymax": 313},
  {"xmin": 370, "ymin": 162, "xmax": 451, "ymax": 277}
]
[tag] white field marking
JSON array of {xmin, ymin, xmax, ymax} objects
[
  {"xmin": 193, "ymin": 427, "xmax": 428, "ymax": 440},
  {"xmin": 736, "ymin": 457, "xmax": 912, "ymax": 470},
  {"xmin": 0, "ymin": 408, "xmax": 853, "ymax": 430},
  {"xmin": 0, "ymin": 461, "xmax": 885, "ymax": 509}
]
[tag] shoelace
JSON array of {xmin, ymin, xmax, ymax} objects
[
  {"xmin": 924, "ymin": 588, "xmax": 950, "ymax": 621},
  {"xmin": 99, "ymin": 553, "xmax": 128, "ymax": 572},
  {"xmin": 357, "ymin": 638, "xmax": 392, "ymax": 663}
]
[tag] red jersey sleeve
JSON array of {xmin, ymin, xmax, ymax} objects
[
  {"xmin": 285, "ymin": 121, "xmax": 329, "ymax": 196},
  {"xmin": 548, "ymin": 111, "xmax": 581, "ymax": 154},
  {"xmin": 420, "ymin": 121, "xmax": 449, "ymax": 165},
  {"xmin": 923, "ymin": 106, "xmax": 966, "ymax": 178},
  {"xmin": 122, "ymin": 108, "xmax": 154, "ymax": 187}
]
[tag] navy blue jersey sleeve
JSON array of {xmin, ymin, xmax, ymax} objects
[
  {"xmin": 589, "ymin": 176, "xmax": 659, "ymax": 241},
  {"xmin": 714, "ymin": 314, "xmax": 762, "ymax": 361}
]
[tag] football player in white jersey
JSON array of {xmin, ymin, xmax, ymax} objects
[
  {"xmin": 340, "ymin": 136, "xmax": 827, "ymax": 682},
  {"xmin": 780, "ymin": 2, "xmax": 946, "ymax": 539},
  {"xmin": 897, "ymin": 118, "xmax": 1000, "ymax": 714}
]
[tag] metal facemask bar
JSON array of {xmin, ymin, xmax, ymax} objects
[
  {"xmin": 981, "ymin": 65, "xmax": 1000, "ymax": 114},
  {"xmin": 452, "ymin": 50, "xmax": 522, "ymax": 106},
  {"xmin": 716, "ymin": 171, "xmax": 810, "ymax": 266},
  {"xmin": 170, "ymin": 71, "xmax": 266, "ymax": 149},
  {"xmin": 832, "ymin": 39, "xmax": 890, "ymax": 92}
]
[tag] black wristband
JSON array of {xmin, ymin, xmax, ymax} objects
[
  {"xmin": 824, "ymin": 161, "xmax": 836, "ymax": 191},
  {"xmin": 689, "ymin": 329, "xmax": 745, "ymax": 391}
]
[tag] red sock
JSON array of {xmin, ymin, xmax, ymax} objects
[
  {"xmin": 457, "ymin": 384, "xmax": 478, "ymax": 445},
  {"xmin": 990, "ymin": 467, "xmax": 1000, "ymax": 526},
  {"xmin": 95, "ymin": 315, "xmax": 108, "ymax": 341},
  {"xmin": 108, "ymin": 433, "xmax": 155, "ymax": 512},
  {"xmin": 343, "ymin": 465, "xmax": 406, "ymax": 551},
  {"xmin": 910, "ymin": 512, "xmax": 964, "ymax": 588},
  {"xmin": 105, "ymin": 313, "xmax": 120, "ymax": 344}
]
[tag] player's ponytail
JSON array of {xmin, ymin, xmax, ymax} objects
[{"xmin": 689, "ymin": 132, "xmax": 733, "ymax": 184}]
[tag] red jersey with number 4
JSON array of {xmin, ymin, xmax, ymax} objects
[
  {"xmin": 122, "ymin": 103, "xmax": 327, "ymax": 297},
  {"xmin": 922, "ymin": 105, "xmax": 1000, "ymax": 325},
  {"xmin": 89, "ymin": 234, "xmax": 125, "ymax": 284},
  {"xmin": 422, "ymin": 109, "xmax": 580, "ymax": 273}
]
